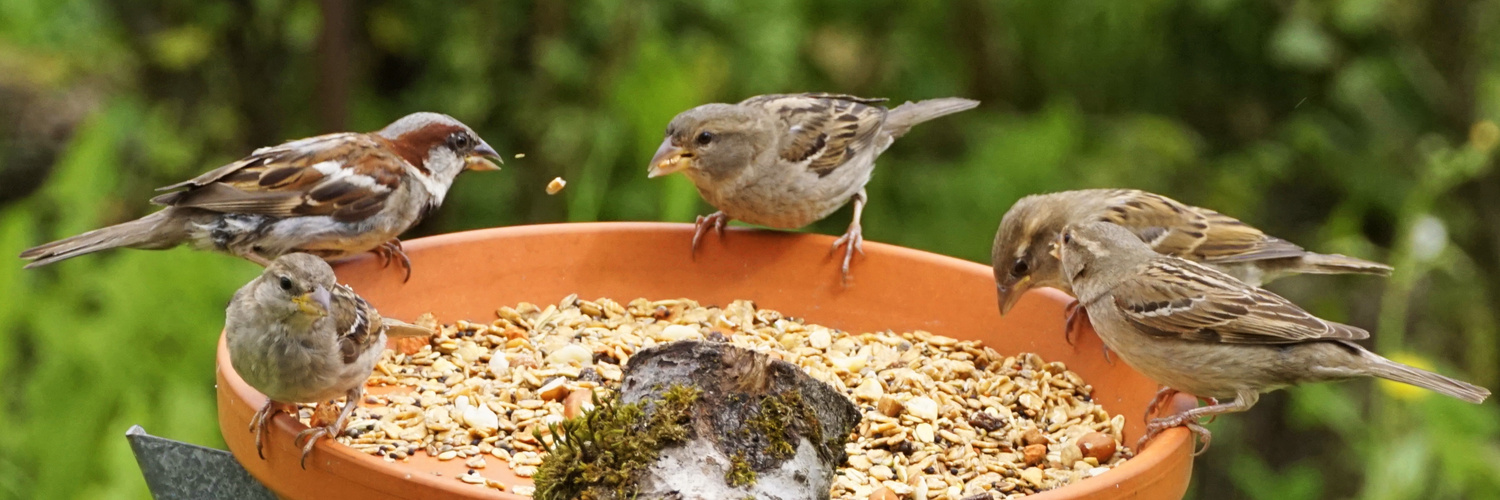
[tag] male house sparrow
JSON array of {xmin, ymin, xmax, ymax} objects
[
  {"xmin": 1057, "ymin": 221, "xmax": 1488, "ymax": 452},
  {"xmin": 993, "ymin": 189, "xmax": 1392, "ymax": 316},
  {"xmin": 225, "ymin": 253, "xmax": 432, "ymax": 467},
  {"xmin": 648, "ymin": 93, "xmax": 979, "ymax": 281},
  {"xmin": 21, "ymin": 112, "xmax": 502, "ymax": 279}
]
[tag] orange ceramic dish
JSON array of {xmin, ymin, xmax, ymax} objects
[{"xmin": 216, "ymin": 222, "xmax": 1194, "ymax": 500}]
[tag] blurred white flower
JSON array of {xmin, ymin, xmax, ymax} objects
[{"xmin": 1409, "ymin": 215, "xmax": 1447, "ymax": 263}]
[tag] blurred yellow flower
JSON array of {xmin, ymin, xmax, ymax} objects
[
  {"xmin": 1378, "ymin": 352, "xmax": 1436, "ymax": 401},
  {"xmin": 1470, "ymin": 120, "xmax": 1500, "ymax": 153}
]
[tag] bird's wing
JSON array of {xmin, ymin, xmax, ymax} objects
[
  {"xmin": 739, "ymin": 93, "xmax": 889, "ymax": 178},
  {"xmin": 330, "ymin": 284, "xmax": 386, "ymax": 364},
  {"xmin": 1099, "ymin": 191, "xmax": 1306, "ymax": 263},
  {"xmin": 150, "ymin": 133, "xmax": 404, "ymax": 223},
  {"xmin": 1110, "ymin": 258, "xmax": 1369, "ymax": 344}
]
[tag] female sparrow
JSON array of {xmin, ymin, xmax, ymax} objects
[
  {"xmin": 993, "ymin": 189, "xmax": 1392, "ymax": 316},
  {"xmin": 648, "ymin": 92, "xmax": 979, "ymax": 282},
  {"xmin": 1057, "ymin": 221, "xmax": 1488, "ymax": 452},
  {"xmin": 21, "ymin": 112, "xmax": 502, "ymax": 280},
  {"xmin": 225, "ymin": 253, "xmax": 432, "ymax": 467}
]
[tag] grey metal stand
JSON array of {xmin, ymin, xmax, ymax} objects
[{"xmin": 126, "ymin": 425, "xmax": 278, "ymax": 500}]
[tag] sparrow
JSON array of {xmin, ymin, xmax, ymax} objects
[
  {"xmin": 1056, "ymin": 221, "xmax": 1489, "ymax": 453},
  {"xmin": 994, "ymin": 189, "xmax": 1393, "ymax": 316},
  {"xmin": 20, "ymin": 112, "xmax": 503, "ymax": 279},
  {"xmin": 647, "ymin": 92, "xmax": 979, "ymax": 282},
  {"xmin": 225, "ymin": 253, "xmax": 432, "ymax": 467}
]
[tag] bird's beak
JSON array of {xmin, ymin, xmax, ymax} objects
[
  {"xmin": 465, "ymin": 140, "xmax": 504, "ymax": 171},
  {"xmin": 647, "ymin": 138, "xmax": 692, "ymax": 178},
  {"xmin": 1048, "ymin": 240, "xmax": 1062, "ymax": 260},
  {"xmin": 294, "ymin": 285, "xmax": 333, "ymax": 317},
  {"xmin": 997, "ymin": 276, "xmax": 1032, "ymax": 316}
]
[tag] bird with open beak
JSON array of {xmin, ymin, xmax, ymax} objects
[
  {"xmin": 649, "ymin": 92, "xmax": 978, "ymax": 283},
  {"xmin": 21, "ymin": 112, "xmax": 503, "ymax": 281}
]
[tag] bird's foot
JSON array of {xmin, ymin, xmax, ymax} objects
[
  {"xmin": 832, "ymin": 223, "xmax": 865, "ymax": 286},
  {"xmin": 372, "ymin": 239, "xmax": 412, "ymax": 282},
  {"xmin": 293, "ymin": 425, "xmax": 337, "ymax": 470},
  {"xmin": 1139, "ymin": 408, "xmax": 1216, "ymax": 456},
  {"xmin": 691, "ymin": 212, "xmax": 730, "ymax": 257},
  {"xmin": 249, "ymin": 400, "xmax": 292, "ymax": 460},
  {"xmin": 1063, "ymin": 300, "xmax": 1083, "ymax": 347}
]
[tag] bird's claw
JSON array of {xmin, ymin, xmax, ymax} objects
[
  {"xmin": 294, "ymin": 426, "xmax": 336, "ymax": 469},
  {"xmin": 1138, "ymin": 393, "xmax": 1218, "ymax": 455},
  {"xmin": 373, "ymin": 239, "xmax": 412, "ymax": 282},
  {"xmin": 249, "ymin": 401, "xmax": 289, "ymax": 460},
  {"xmin": 691, "ymin": 212, "xmax": 730, "ymax": 258},
  {"xmin": 832, "ymin": 224, "xmax": 864, "ymax": 285}
]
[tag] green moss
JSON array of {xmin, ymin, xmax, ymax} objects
[
  {"xmin": 725, "ymin": 451, "xmax": 757, "ymax": 487},
  {"xmin": 744, "ymin": 391, "xmax": 839, "ymax": 462},
  {"xmin": 532, "ymin": 385, "xmax": 702, "ymax": 500}
]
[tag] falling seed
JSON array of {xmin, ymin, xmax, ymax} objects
[
  {"xmin": 514, "ymin": 153, "xmax": 525, "ymax": 159},
  {"xmin": 546, "ymin": 177, "xmax": 567, "ymax": 195}
]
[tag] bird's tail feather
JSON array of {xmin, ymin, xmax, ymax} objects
[
  {"xmin": 19, "ymin": 210, "xmax": 186, "ymax": 268},
  {"xmin": 381, "ymin": 317, "xmax": 435, "ymax": 338},
  {"xmin": 884, "ymin": 97, "xmax": 980, "ymax": 137},
  {"xmin": 1297, "ymin": 253, "xmax": 1393, "ymax": 277},
  {"xmin": 1361, "ymin": 350, "xmax": 1490, "ymax": 403}
]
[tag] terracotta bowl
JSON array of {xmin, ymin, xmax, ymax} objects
[{"xmin": 217, "ymin": 222, "xmax": 1194, "ymax": 499}]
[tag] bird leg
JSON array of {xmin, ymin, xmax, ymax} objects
[
  {"xmin": 294, "ymin": 386, "xmax": 364, "ymax": 469},
  {"xmin": 371, "ymin": 239, "xmax": 412, "ymax": 283},
  {"xmin": 1062, "ymin": 301, "xmax": 1114, "ymax": 363},
  {"xmin": 1063, "ymin": 299, "xmax": 1083, "ymax": 346},
  {"xmin": 248, "ymin": 399, "xmax": 295, "ymax": 460},
  {"xmin": 1143, "ymin": 386, "xmax": 1221, "ymax": 422},
  {"xmin": 1138, "ymin": 390, "xmax": 1256, "ymax": 456},
  {"xmin": 691, "ymin": 211, "xmax": 731, "ymax": 257},
  {"xmin": 831, "ymin": 189, "xmax": 868, "ymax": 285}
]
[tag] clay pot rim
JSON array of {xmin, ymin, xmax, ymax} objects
[{"xmin": 217, "ymin": 222, "xmax": 1194, "ymax": 499}]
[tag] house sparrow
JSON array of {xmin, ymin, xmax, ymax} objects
[
  {"xmin": 1057, "ymin": 221, "xmax": 1489, "ymax": 453},
  {"xmin": 20, "ymin": 112, "xmax": 502, "ymax": 279},
  {"xmin": 648, "ymin": 92, "xmax": 979, "ymax": 282},
  {"xmin": 994, "ymin": 189, "xmax": 1392, "ymax": 316},
  {"xmin": 225, "ymin": 253, "xmax": 433, "ymax": 467}
]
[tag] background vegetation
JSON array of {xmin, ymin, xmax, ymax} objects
[{"xmin": 2, "ymin": 0, "xmax": 1498, "ymax": 498}]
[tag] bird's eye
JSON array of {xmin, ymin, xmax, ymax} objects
[
  {"xmin": 1062, "ymin": 233, "xmax": 1073, "ymax": 245},
  {"xmin": 448, "ymin": 132, "xmax": 473, "ymax": 151},
  {"xmin": 278, "ymin": 276, "xmax": 293, "ymax": 291},
  {"xmin": 1011, "ymin": 259, "xmax": 1029, "ymax": 276},
  {"xmin": 696, "ymin": 131, "xmax": 715, "ymax": 146}
]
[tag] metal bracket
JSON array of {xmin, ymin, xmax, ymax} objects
[{"xmin": 126, "ymin": 425, "xmax": 278, "ymax": 500}]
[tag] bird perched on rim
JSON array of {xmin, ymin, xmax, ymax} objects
[
  {"xmin": 1056, "ymin": 221, "xmax": 1488, "ymax": 453},
  {"xmin": 226, "ymin": 253, "xmax": 433, "ymax": 467},
  {"xmin": 993, "ymin": 189, "xmax": 1393, "ymax": 314},
  {"xmin": 648, "ymin": 92, "xmax": 979, "ymax": 283},
  {"xmin": 20, "ymin": 112, "xmax": 503, "ymax": 280},
  {"xmin": 992, "ymin": 189, "xmax": 1391, "ymax": 338}
]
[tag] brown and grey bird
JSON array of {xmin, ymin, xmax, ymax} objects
[
  {"xmin": 993, "ymin": 189, "xmax": 1392, "ymax": 316},
  {"xmin": 21, "ymin": 112, "xmax": 503, "ymax": 279},
  {"xmin": 225, "ymin": 253, "xmax": 432, "ymax": 467},
  {"xmin": 648, "ymin": 92, "xmax": 979, "ymax": 282},
  {"xmin": 1056, "ymin": 221, "xmax": 1488, "ymax": 452}
]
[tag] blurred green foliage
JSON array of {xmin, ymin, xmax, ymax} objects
[{"xmin": 2, "ymin": 0, "xmax": 1499, "ymax": 498}]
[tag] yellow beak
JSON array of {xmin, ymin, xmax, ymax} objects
[
  {"xmin": 291, "ymin": 286, "xmax": 332, "ymax": 317},
  {"xmin": 996, "ymin": 276, "xmax": 1032, "ymax": 316},
  {"xmin": 647, "ymin": 137, "xmax": 692, "ymax": 178}
]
